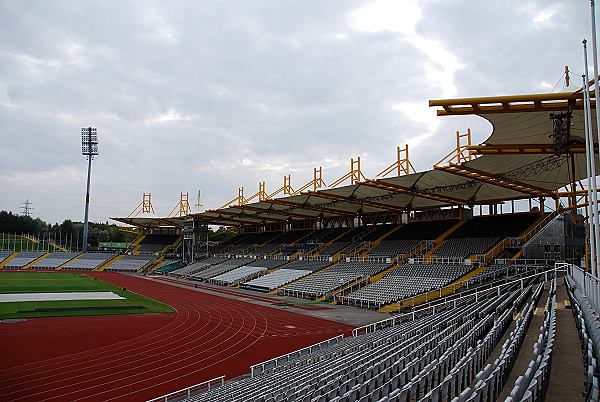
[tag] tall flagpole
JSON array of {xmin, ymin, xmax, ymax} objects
[
  {"xmin": 584, "ymin": 72, "xmax": 597, "ymax": 273},
  {"xmin": 585, "ymin": 39, "xmax": 600, "ymax": 277},
  {"xmin": 590, "ymin": 1, "xmax": 600, "ymax": 276},
  {"xmin": 591, "ymin": 0, "xmax": 600, "ymax": 145}
]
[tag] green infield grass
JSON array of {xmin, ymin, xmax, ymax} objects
[{"xmin": 0, "ymin": 271, "xmax": 174, "ymax": 319}]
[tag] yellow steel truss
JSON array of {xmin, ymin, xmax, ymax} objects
[
  {"xmin": 330, "ymin": 157, "xmax": 366, "ymax": 188},
  {"xmin": 378, "ymin": 145, "xmax": 416, "ymax": 178}
]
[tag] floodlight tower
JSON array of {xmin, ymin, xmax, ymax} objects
[{"xmin": 81, "ymin": 127, "xmax": 99, "ymax": 253}]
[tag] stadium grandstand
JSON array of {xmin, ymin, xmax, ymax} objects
[
  {"xmin": 7, "ymin": 1, "xmax": 600, "ymax": 401},
  {"xmin": 94, "ymin": 81, "xmax": 600, "ymax": 401},
  {"xmin": 3, "ymin": 57, "xmax": 600, "ymax": 402}
]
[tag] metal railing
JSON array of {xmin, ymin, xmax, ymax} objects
[
  {"xmin": 249, "ymin": 335, "xmax": 344, "ymax": 378},
  {"xmin": 299, "ymin": 254, "xmax": 332, "ymax": 262},
  {"xmin": 339, "ymin": 242, "xmax": 372, "ymax": 262},
  {"xmin": 410, "ymin": 256, "xmax": 471, "ymax": 265},
  {"xmin": 566, "ymin": 262, "xmax": 600, "ymax": 317},
  {"xmin": 497, "ymin": 258, "xmax": 555, "ymax": 266},
  {"xmin": 352, "ymin": 226, "xmax": 377, "ymax": 243},
  {"xmin": 320, "ymin": 276, "xmax": 370, "ymax": 302},
  {"xmin": 342, "ymin": 255, "xmax": 392, "ymax": 264},
  {"xmin": 475, "ymin": 238, "xmax": 509, "ymax": 264},
  {"xmin": 146, "ymin": 376, "xmax": 225, "ymax": 402},
  {"xmin": 517, "ymin": 212, "xmax": 557, "ymax": 245}
]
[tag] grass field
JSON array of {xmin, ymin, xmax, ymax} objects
[{"xmin": 0, "ymin": 272, "xmax": 174, "ymax": 319}]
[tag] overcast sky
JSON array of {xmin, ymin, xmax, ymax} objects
[{"xmin": 0, "ymin": 0, "xmax": 591, "ymax": 224}]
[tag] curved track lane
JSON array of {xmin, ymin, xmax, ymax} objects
[{"xmin": 0, "ymin": 272, "xmax": 353, "ymax": 401}]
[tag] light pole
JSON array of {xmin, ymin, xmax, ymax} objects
[{"xmin": 81, "ymin": 127, "xmax": 99, "ymax": 253}]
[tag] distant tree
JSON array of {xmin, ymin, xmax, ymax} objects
[
  {"xmin": 0, "ymin": 211, "xmax": 137, "ymax": 247},
  {"xmin": 209, "ymin": 228, "xmax": 237, "ymax": 242}
]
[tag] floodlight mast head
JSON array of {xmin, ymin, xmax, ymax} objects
[
  {"xmin": 81, "ymin": 127, "xmax": 99, "ymax": 253},
  {"xmin": 81, "ymin": 127, "xmax": 99, "ymax": 158}
]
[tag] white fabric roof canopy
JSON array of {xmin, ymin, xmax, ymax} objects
[{"xmin": 114, "ymin": 92, "xmax": 595, "ymax": 227}]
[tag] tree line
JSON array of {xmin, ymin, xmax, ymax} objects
[{"xmin": 0, "ymin": 210, "xmax": 136, "ymax": 247}]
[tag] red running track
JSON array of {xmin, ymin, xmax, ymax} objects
[{"xmin": 0, "ymin": 272, "xmax": 354, "ymax": 402}]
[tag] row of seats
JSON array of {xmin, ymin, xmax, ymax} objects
[
  {"xmin": 467, "ymin": 264, "xmax": 519, "ymax": 286},
  {"xmin": 0, "ymin": 250, "xmax": 13, "ymax": 265},
  {"xmin": 222, "ymin": 243, "xmax": 256, "ymax": 255},
  {"xmin": 250, "ymin": 243, "xmax": 282, "ymax": 256},
  {"xmin": 318, "ymin": 242, "xmax": 351, "ymax": 256},
  {"xmin": 3, "ymin": 251, "xmax": 46, "ymax": 269},
  {"xmin": 165, "ymin": 258, "xmax": 329, "ymax": 292},
  {"xmin": 388, "ymin": 219, "xmax": 459, "ymax": 241},
  {"xmin": 209, "ymin": 266, "xmax": 267, "ymax": 286},
  {"xmin": 241, "ymin": 269, "xmax": 312, "ymax": 291},
  {"xmin": 191, "ymin": 307, "xmax": 472, "ymax": 401},
  {"xmin": 105, "ymin": 255, "xmax": 154, "ymax": 272},
  {"xmin": 189, "ymin": 277, "xmax": 542, "ymax": 402},
  {"xmin": 61, "ymin": 253, "xmax": 116, "ymax": 270},
  {"xmin": 30, "ymin": 252, "xmax": 80, "ymax": 269},
  {"xmin": 170, "ymin": 257, "xmax": 229, "ymax": 276},
  {"xmin": 211, "ymin": 232, "xmax": 254, "ymax": 253},
  {"xmin": 211, "ymin": 213, "xmax": 540, "ymax": 258},
  {"xmin": 279, "ymin": 270, "xmax": 362, "ymax": 300},
  {"xmin": 342, "ymin": 263, "xmax": 471, "ymax": 308},
  {"xmin": 191, "ymin": 258, "xmax": 255, "ymax": 280},
  {"xmin": 239, "ymin": 260, "xmax": 332, "ymax": 292},
  {"xmin": 441, "ymin": 282, "xmax": 545, "ymax": 402},
  {"xmin": 504, "ymin": 278, "xmax": 556, "ymax": 402},
  {"xmin": 154, "ymin": 260, "xmax": 186, "ymax": 274},
  {"xmin": 369, "ymin": 239, "xmax": 423, "ymax": 258},
  {"xmin": 566, "ymin": 275, "xmax": 600, "ymax": 400},
  {"xmin": 215, "ymin": 231, "xmax": 289, "ymax": 255},
  {"xmin": 269, "ymin": 229, "xmax": 313, "ymax": 245},
  {"xmin": 448, "ymin": 213, "xmax": 539, "ymax": 239},
  {"xmin": 435, "ymin": 237, "xmax": 500, "ymax": 259},
  {"xmin": 137, "ymin": 234, "xmax": 179, "ymax": 254},
  {"xmin": 248, "ymin": 259, "xmax": 288, "ymax": 269},
  {"xmin": 307, "ymin": 226, "xmax": 401, "ymax": 257},
  {"xmin": 330, "ymin": 261, "xmax": 390, "ymax": 276},
  {"xmin": 252, "ymin": 231, "xmax": 312, "ymax": 256},
  {"xmin": 303, "ymin": 227, "xmax": 351, "ymax": 245},
  {"xmin": 283, "ymin": 260, "xmax": 333, "ymax": 271},
  {"xmin": 280, "ymin": 261, "xmax": 390, "ymax": 300}
]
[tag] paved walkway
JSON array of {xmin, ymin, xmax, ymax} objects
[
  {"xmin": 546, "ymin": 280, "xmax": 585, "ymax": 401},
  {"xmin": 497, "ymin": 286, "xmax": 549, "ymax": 400}
]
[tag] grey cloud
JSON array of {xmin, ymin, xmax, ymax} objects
[{"xmin": 0, "ymin": 0, "xmax": 590, "ymax": 223}]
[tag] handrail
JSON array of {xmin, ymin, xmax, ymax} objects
[
  {"xmin": 352, "ymin": 265, "xmax": 563, "ymax": 337},
  {"xmin": 399, "ymin": 240, "xmax": 430, "ymax": 262},
  {"xmin": 352, "ymin": 226, "xmax": 376, "ymax": 243},
  {"xmin": 146, "ymin": 376, "xmax": 225, "ymax": 402},
  {"xmin": 498, "ymin": 258, "xmax": 555, "ymax": 266},
  {"xmin": 566, "ymin": 262, "xmax": 600, "ymax": 316},
  {"xmin": 339, "ymin": 241, "xmax": 371, "ymax": 261},
  {"xmin": 318, "ymin": 276, "xmax": 369, "ymax": 302},
  {"xmin": 249, "ymin": 335, "xmax": 343, "ymax": 378},
  {"xmin": 411, "ymin": 256, "xmax": 470, "ymax": 265},
  {"xmin": 517, "ymin": 212, "xmax": 557, "ymax": 245},
  {"xmin": 475, "ymin": 238, "xmax": 508, "ymax": 264}
]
